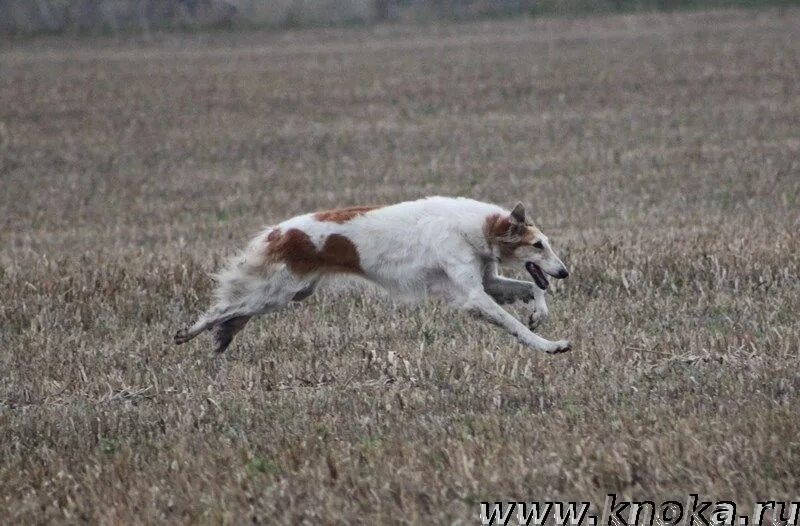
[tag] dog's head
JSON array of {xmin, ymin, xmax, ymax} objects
[{"xmin": 486, "ymin": 203, "xmax": 568, "ymax": 289}]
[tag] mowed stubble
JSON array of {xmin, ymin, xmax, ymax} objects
[{"xmin": 1, "ymin": 7, "xmax": 799, "ymax": 524}]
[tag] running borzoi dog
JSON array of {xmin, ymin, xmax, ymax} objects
[{"xmin": 174, "ymin": 196, "xmax": 571, "ymax": 354}]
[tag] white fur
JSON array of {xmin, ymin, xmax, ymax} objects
[{"xmin": 175, "ymin": 196, "xmax": 571, "ymax": 354}]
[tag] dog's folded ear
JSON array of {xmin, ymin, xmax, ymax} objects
[{"xmin": 510, "ymin": 202, "xmax": 527, "ymax": 224}]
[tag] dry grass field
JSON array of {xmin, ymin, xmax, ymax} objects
[{"xmin": 2, "ymin": 7, "xmax": 800, "ymax": 524}]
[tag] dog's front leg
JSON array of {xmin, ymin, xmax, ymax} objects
[
  {"xmin": 466, "ymin": 289, "xmax": 569, "ymax": 354},
  {"xmin": 455, "ymin": 264, "xmax": 569, "ymax": 354},
  {"xmin": 526, "ymin": 285, "xmax": 549, "ymax": 330},
  {"xmin": 481, "ymin": 267, "xmax": 548, "ymax": 330},
  {"xmin": 483, "ymin": 276, "xmax": 535, "ymax": 305}
]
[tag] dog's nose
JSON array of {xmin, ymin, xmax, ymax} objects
[{"xmin": 556, "ymin": 268, "xmax": 569, "ymax": 279}]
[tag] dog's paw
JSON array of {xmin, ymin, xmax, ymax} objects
[
  {"xmin": 174, "ymin": 329, "xmax": 190, "ymax": 345},
  {"xmin": 546, "ymin": 340, "xmax": 571, "ymax": 354}
]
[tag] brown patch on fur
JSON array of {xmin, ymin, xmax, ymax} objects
[
  {"xmin": 521, "ymin": 227, "xmax": 539, "ymax": 244},
  {"xmin": 484, "ymin": 213, "xmax": 512, "ymax": 239},
  {"xmin": 484, "ymin": 213, "xmax": 540, "ymax": 258},
  {"xmin": 266, "ymin": 228, "xmax": 282, "ymax": 242},
  {"xmin": 266, "ymin": 228, "xmax": 364, "ymax": 276},
  {"xmin": 313, "ymin": 205, "xmax": 383, "ymax": 224}
]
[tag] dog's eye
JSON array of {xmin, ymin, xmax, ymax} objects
[{"xmin": 532, "ymin": 241, "xmax": 544, "ymax": 249}]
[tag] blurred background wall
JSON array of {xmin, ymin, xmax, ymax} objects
[{"xmin": 0, "ymin": 0, "xmax": 795, "ymax": 35}]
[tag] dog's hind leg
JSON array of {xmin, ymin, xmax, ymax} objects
[
  {"xmin": 173, "ymin": 301, "xmax": 253, "ymax": 346},
  {"xmin": 174, "ymin": 316, "xmax": 216, "ymax": 345},
  {"xmin": 174, "ymin": 265, "xmax": 315, "ymax": 352},
  {"xmin": 210, "ymin": 315, "xmax": 251, "ymax": 354}
]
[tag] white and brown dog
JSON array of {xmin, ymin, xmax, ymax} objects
[{"xmin": 175, "ymin": 196, "xmax": 571, "ymax": 354}]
